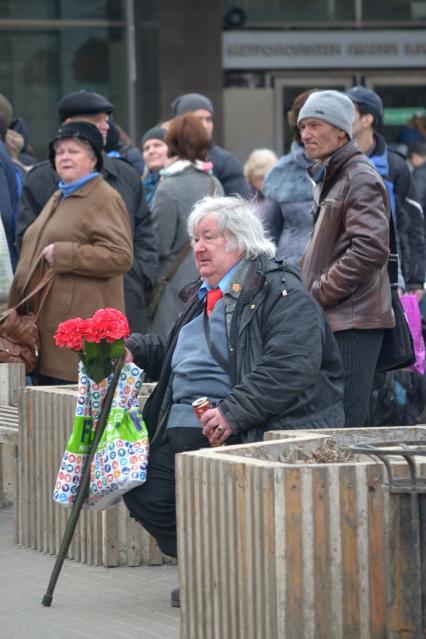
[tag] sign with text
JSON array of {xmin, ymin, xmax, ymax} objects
[{"xmin": 223, "ymin": 30, "xmax": 426, "ymax": 69}]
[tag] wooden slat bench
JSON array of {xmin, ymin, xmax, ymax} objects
[{"xmin": 15, "ymin": 380, "xmax": 172, "ymax": 567}]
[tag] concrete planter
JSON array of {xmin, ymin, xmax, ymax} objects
[{"xmin": 176, "ymin": 426, "xmax": 426, "ymax": 639}]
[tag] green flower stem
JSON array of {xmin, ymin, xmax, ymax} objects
[{"xmin": 80, "ymin": 338, "xmax": 125, "ymax": 383}]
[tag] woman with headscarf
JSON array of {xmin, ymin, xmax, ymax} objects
[{"xmin": 9, "ymin": 121, "xmax": 133, "ymax": 384}]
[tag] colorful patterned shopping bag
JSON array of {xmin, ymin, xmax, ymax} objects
[{"xmin": 53, "ymin": 362, "xmax": 148, "ymax": 510}]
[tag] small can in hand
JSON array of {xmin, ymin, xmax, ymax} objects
[{"xmin": 192, "ymin": 396, "xmax": 212, "ymax": 421}]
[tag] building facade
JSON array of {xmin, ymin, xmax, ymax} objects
[{"xmin": 1, "ymin": 0, "xmax": 425, "ymax": 161}]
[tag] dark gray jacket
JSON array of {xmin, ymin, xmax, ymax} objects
[
  {"xmin": 15, "ymin": 155, "xmax": 159, "ymax": 333},
  {"xmin": 209, "ymin": 143, "xmax": 251, "ymax": 198},
  {"xmin": 127, "ymin": 255, "xmax": 344, "ymax": 447}
]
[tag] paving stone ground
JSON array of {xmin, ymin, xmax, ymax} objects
[{"xmin": 0, "ymin": 506, "xmax": 180, "ymax": 639}]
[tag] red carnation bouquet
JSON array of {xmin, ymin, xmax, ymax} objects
[{"xmin": 54, "ymin": 307, "xmax": 130, "ymax": 383}]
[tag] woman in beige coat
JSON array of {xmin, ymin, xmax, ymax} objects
[{"xmin": 9, "ymin": 121, "xmax": 133, "ymax": 383}]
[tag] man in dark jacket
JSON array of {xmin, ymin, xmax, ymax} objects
[
  {"xmin": 171, "ymin": 92, "xmax": 251, "ymax": 198},
  {"xmin": 347, "ymin": 86, "xmax": 425, "ymax": 296},
  {"xmin": 299, "ymin": 90, "xmax": 395, "ymax": 427},
  {"xmin": 15, "ymin": 90, "xmax": 159, "ymax": 333},
  {"xmin": 123, "ymin": 195, "xmax": 344, "ymax": 605},
  {"xmin": 408, "ymin": 142, "xmax": 426, "ymax": 216}
]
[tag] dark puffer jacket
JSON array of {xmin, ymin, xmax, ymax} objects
[
  {"xmin": 208, "ymin": 143, "xmax": 251, "ymax": 198},
  {"xmin": 16, "ymin": 155, "xmax": 159, "ymax": 333},
  {"xmin": 126, "ymin": 255, "xmax": 344, "ymax": 447},
  {"xmin": 370, "ymin": 133, "xmax": 425, "ymax": 290}
]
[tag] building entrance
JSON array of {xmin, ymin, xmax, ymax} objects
[
  {"xmin": 271, "ymin": 71, "xmax": 426, "ymax": 155},
  {"xmin": 223, "ymin": 70, "xmax": 426, "ymax": 163}
]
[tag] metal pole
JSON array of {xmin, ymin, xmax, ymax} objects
[
  {"xmin": 41, "ymin": 358, "xmax": 124, "ymax": 607},
  {"xmin": 125, "ymin": 0, "xmax": 137, "ymax": 144}
]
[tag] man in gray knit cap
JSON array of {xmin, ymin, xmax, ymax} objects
[{"xmin": 299, "ymin": 90, "xmax": 394, "ymax": 427}]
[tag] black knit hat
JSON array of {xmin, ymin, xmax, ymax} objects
[
  {"xmin": 141, "ymin": 126, "xmax": 166, "ymax": 147},
  {"xmin": 170, "ymin": 92, "xmax": 214, "ymax": 117},
  {"xmin": 57, "ymin": 90, "xmax": 113, "ymax": 122},
  {"xmin": 49, "ymin": 121, "xmax": 104, "ymax": 172}
]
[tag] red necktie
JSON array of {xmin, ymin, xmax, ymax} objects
[{"xmin": 206, "ymin": 288, "xmax": 223, "ymax": 317}]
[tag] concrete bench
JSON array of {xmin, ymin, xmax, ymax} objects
[
  {"xmin": 15, "ymin": 380, "xmax": 172, "ymax": 567},
  {"xmin": 0, "ymin": 364, "xmax": 25, "ymax": 507}
]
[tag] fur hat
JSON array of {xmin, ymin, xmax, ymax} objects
[
  {"xmin": 57, "ymin": 90, "xmax": 113, "ymax": 122},
  {"xmin": 297, "ymin": 90, "xmax": 355, "ymax": 139},
  {"xmin": 171, "ymin": 93, "xmax": 214, "ymax": 117},
  {"xmin": 49, "ymin": 120, "xmax": 104, "ymax": 171}
]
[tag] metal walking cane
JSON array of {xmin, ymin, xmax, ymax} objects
[{"xmin": 41, "ymin": 357, "xmax": 124, "ymax": 607}]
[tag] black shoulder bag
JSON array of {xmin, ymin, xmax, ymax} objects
[{"xmin": 375, "ymin": 215, "xmax": 415, "ymax": 373}]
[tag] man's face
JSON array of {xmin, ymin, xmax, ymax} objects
[
  {"xmin": 143, "ymin": 138, "xmax": 169, "ymax": 173},
  {"xmin": 299, "ymin": 118, "xmax": 347, "ymax": 163},
  {"xmin": 193, "ymin": 213, "xmax": 243, "ymax": 287},
  {"xmin": 351, "ymin": 105, "xmax": 373, "ymax": 140},
  {"xmin": 64, "ymin": 112, "xmax": 110, "ymax": 144},
  {"xmin": 192, "ymin": 108, "xmax": 214, "ymax": 139}
]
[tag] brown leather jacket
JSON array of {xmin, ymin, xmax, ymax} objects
[{"xmin": 301, "ymin": 140, "xmax": 395, "ymax": 332}]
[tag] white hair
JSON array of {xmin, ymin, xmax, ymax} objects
[{"xmin": 187, "ymin": 195, "xmax": 276, "ymax": 259}]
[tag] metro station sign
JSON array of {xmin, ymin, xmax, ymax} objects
[{"xmin": 223, "ymin": 30, "xmax": 426, "ymax": 69}]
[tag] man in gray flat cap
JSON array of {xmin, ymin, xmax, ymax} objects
[
  {"xmin": 171, "ymin": 92, "xmax": 250, "ymax": 198},
  {"xmin": 299, "ymin": 90, "xmax": 394, "ymax": 427},
  {"xmin": 16, "ymin": 89, "xmax": 159, "ymax": 333}
]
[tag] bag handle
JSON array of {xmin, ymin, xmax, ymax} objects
[
  {"xmin": 20, "ymin": 252, "xmax": 48, "ymax": 296},
  {"xmin": 387, "ymin": 213, "xmax": 399, "ymax": 289},
  {"xmin": 1, "ymin": 256, "xmax": 55, "ymax": 321}
]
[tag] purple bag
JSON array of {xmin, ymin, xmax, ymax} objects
[{"xmin": 400, "ymin": 294, "xmax": 425, "ymax": 375}]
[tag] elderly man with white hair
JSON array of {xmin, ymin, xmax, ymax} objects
[{"xmin": 123, "ymin": 195, "xmax": 344, "ymax": 606}]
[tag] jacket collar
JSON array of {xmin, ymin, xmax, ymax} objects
[
  {"xmin": 56, "ymin": 174, "xmax": 103, "ymax": 199},
  {"xmin": 308, "ymin": 139, "xmax": 361, "ymax": 190},
  {"xmin": 371, "ymin": 131, "xmax": 386, "ymax": 156},
  {"xmin": 179, "ymin": 254, "xmax": 288, "ymax": 303}
]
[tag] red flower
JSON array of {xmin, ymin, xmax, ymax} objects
[
  {"xmin": 54, "ymin": 318, "xmax": 88, "ymax": 351},
  {"xmin": 55, "ymin": 309, "xmax": 130, "ymax": 381},
  {"xmin": 87, "ymin": 308, "xmax": 130, "ymax": 343}
]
